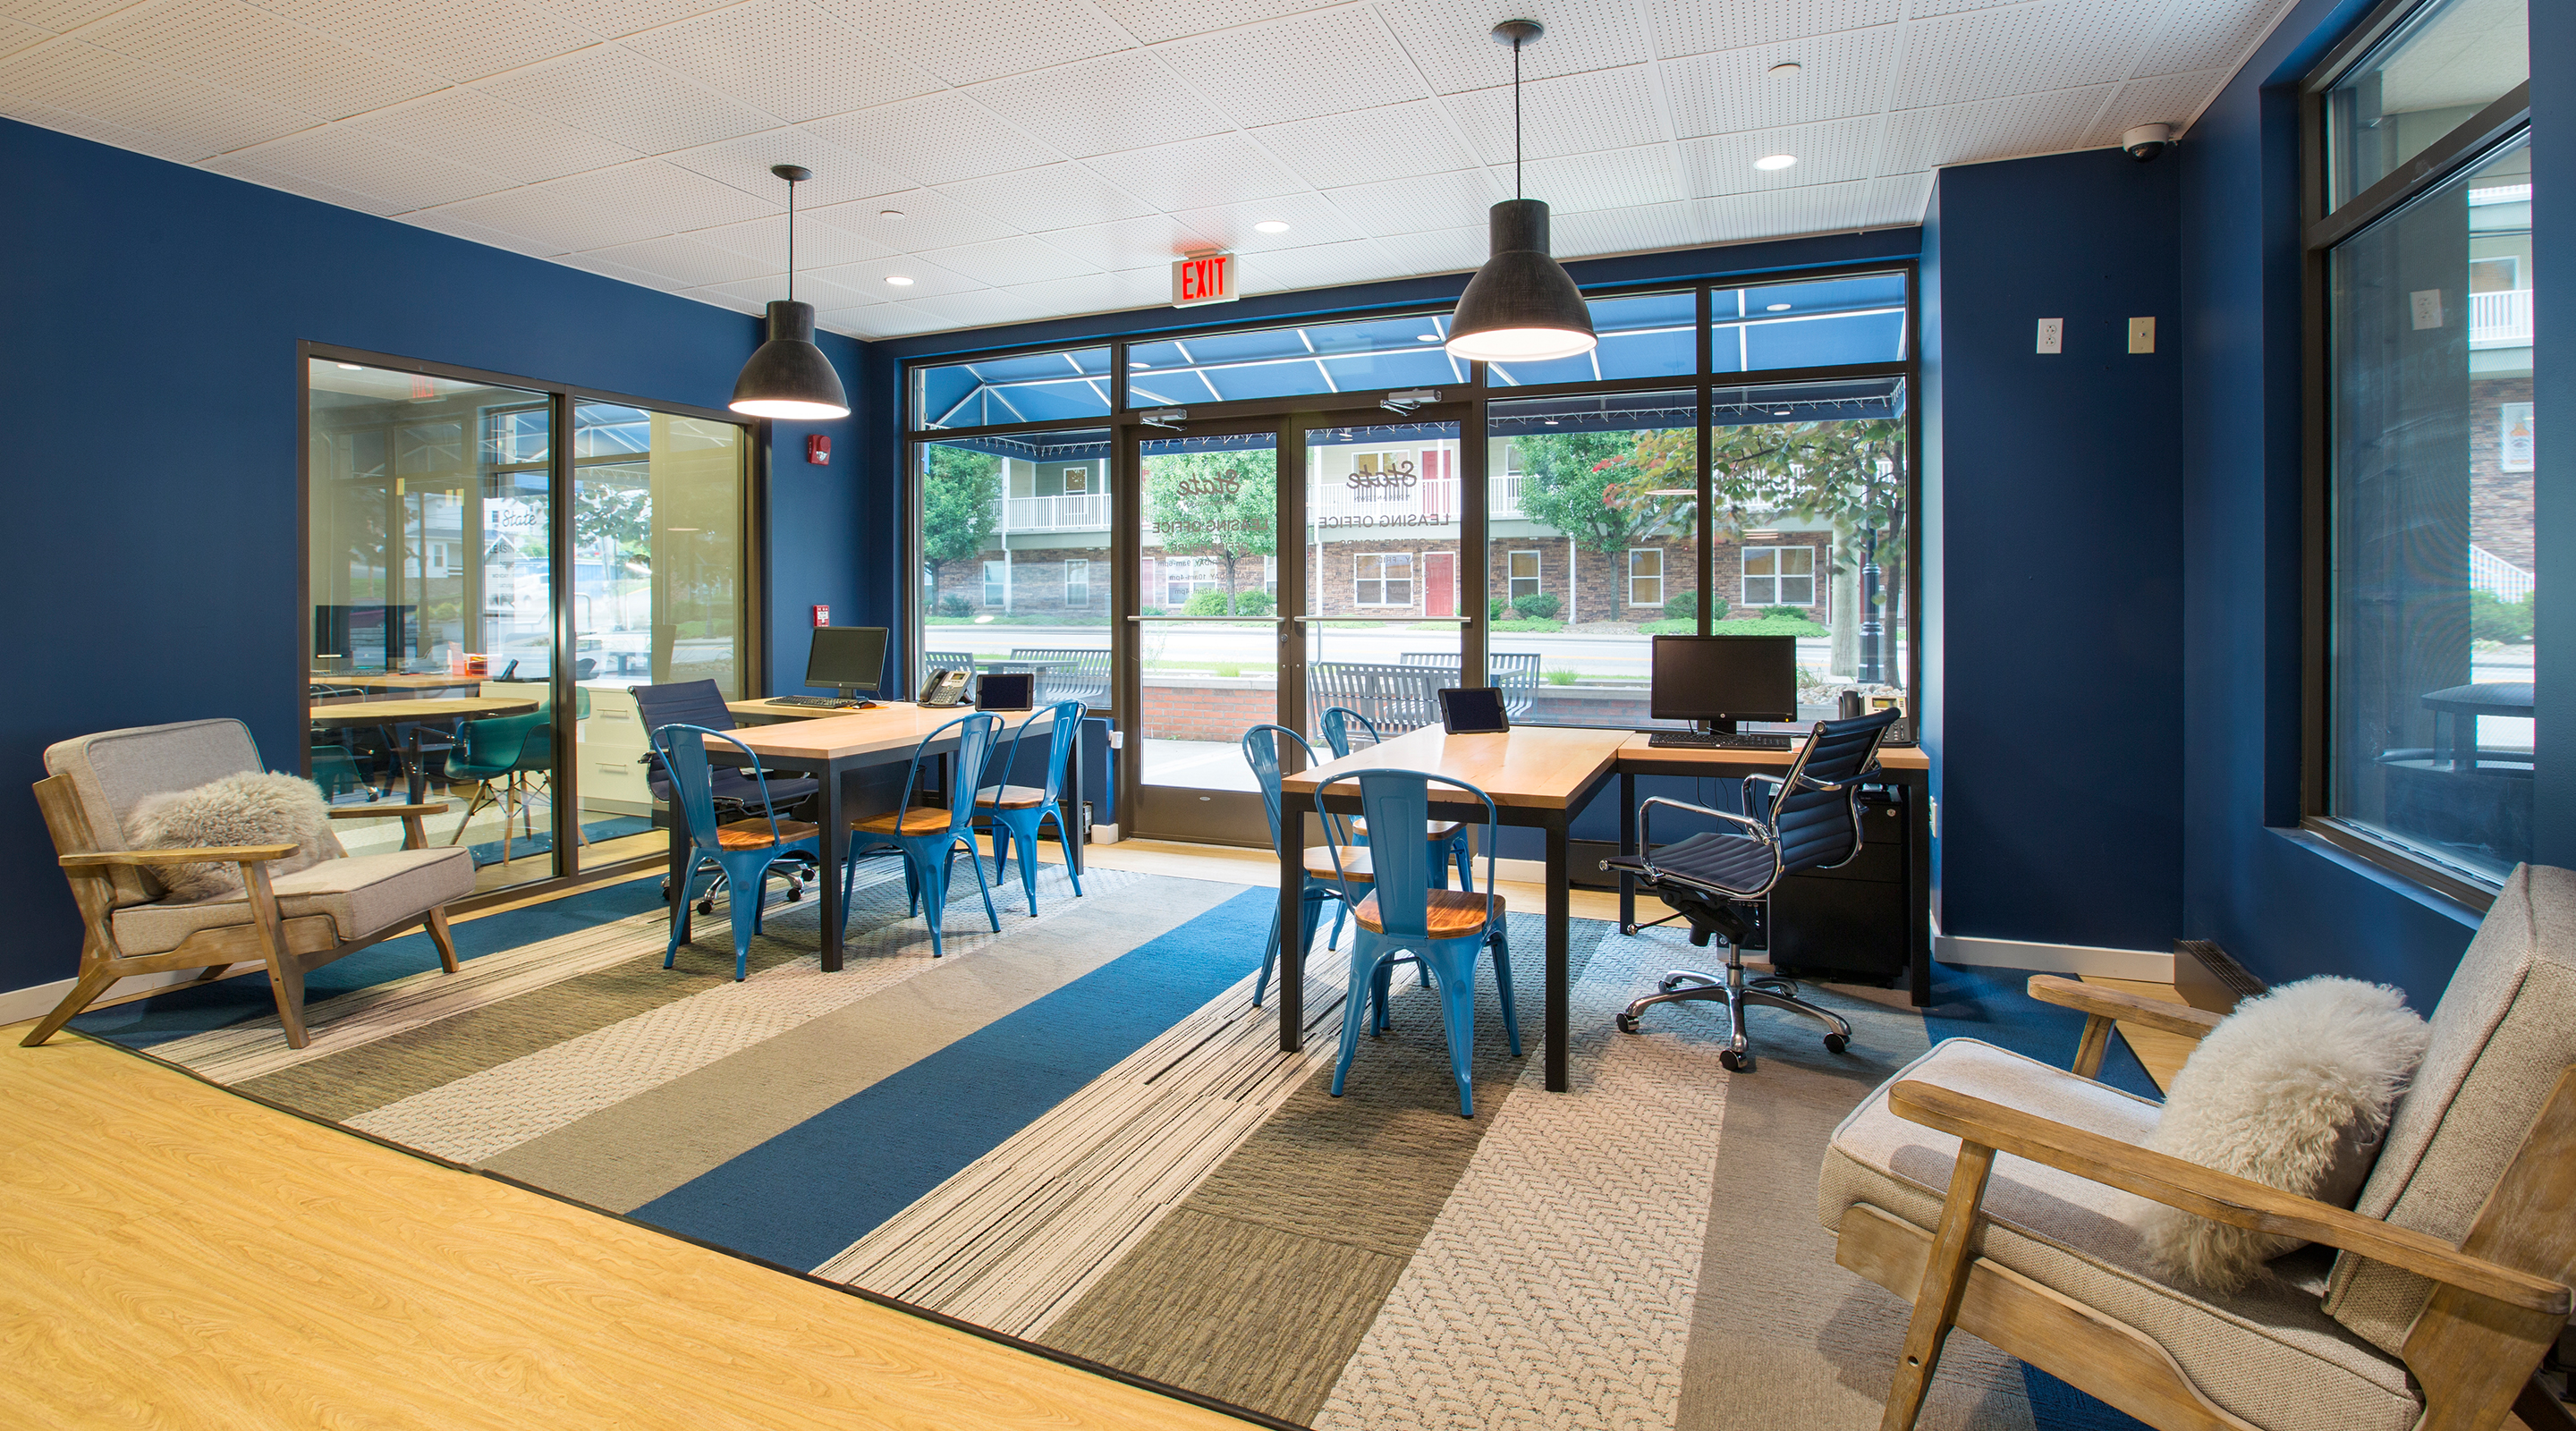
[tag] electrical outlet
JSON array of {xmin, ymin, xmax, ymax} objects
[{"xmin": 2035, "ymin": 318, "xmax": 2063, "ymax": 353}]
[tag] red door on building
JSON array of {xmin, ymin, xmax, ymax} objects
[{"xmin": 1424, "ymin": 551, "xmax": 1455, "ymax": 616}]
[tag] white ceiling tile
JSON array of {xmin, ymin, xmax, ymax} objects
[
  {"xmin": 665, "ymin": 129, "xmax": 911, "ymax": 206},
  {"xmin": 477, "ymin": 44, "xmax": 769, "ymax": 154},
  {"xmin": 937, "ymin": 162, "xmax": 1152, "ymax": 229},
  {"xmin": 698, "ymin": 269, "xmax": 876, "ymax": 309},
  {"xmin": 1881, "ymin": 83, "xmax": 2115, "ymax": 170},
  {"xmin": 83, "ymin": 0, "xmax": 442, "ymax": 119},
  {"xmin": 679, "ymin": 281, "xmax": 767, "ymax": 313},
  {"xmin": 1153, "ymin": 8, "xmax": 1422, "ymax": 128},
  {"xmin": 399, "ymin": 203, "xmax": 571, "ymax": 255},
  {"xmin": 1089, "ymin": 0, "xmax": 1331, "ymax": 45},
  {"xmin": 254, "ymin": 0, "xmax": 591, "ymax": 84},
  {"xmin": 426, "ymin": 182, "xmax": 667, "ymax": 250},
  {"xmin": 842, "ymin": 301, "xmax": 962, "ymax": 337},
  {"xmin": 1678, "ymin": 115, "xmax": 1884, "ymax": 197},
  {"xmin": 1081, "ymin": 131, "xmax": 1306, "ymax": 211},
  {"xmin": 1371, "ymin": 223, "xmax": 1485, "ymax": 275},
  {"xmin": 0, "ymin": 18, "xmax": 47, "ymax": 56},
  {"xmin": 1894, "ymin": 0, "xmax": 2160, "ymax": 108},
  {"xmin": 689, "ymin": 211, "xmax": 894, "ymax": 267},
  {"xmin": 1037, "ymin": 214, "xmax": 1219, "ymax": 269},
  {"xmin": 541, "ymin": 157, "xmax": 775, "ymax": 228},
  {"xmin": 807, "ymin": 187, "xmax": 1021, "ymax": 249},
  {"xmin": 2132, "ymin": 0, "xmax": 2297, "ymax": 78},
  {"xmin": 0, "ymin": 93, "xmax": 214, "ymax": 162},
  {"xmin": 1865, "ymin": 170, "xmax": 1934, "ymax": 224},
  {"xmin": 580, "ymin": 232, "xmax": 771, "ymax": 283},
  {"xmin": 811, "ymin": 0, "xmax": 1128, "ymax": 86},
  {"xmin": 1648, "ymin": 0, "xmax": 1899, "ymax": 60},
  {"xmin": 899, "ymin": 285, "xmax": 1056, "ymax": 327},
  {"xmin": 808, "ymin": 254, "xmax": 982, "ymax": 298},
  {"xmin": 965, "ymin": 50, "xmax": 1228, "ymax": 158},
  {"xmin": 916, "ymin": 233, "xmax": 1097, "ymax": 285},
  {"xmin": 4, "ymin": 0, "xmax": 147, "ymax": 30},
  {"xmin": 345, "ymin": 86, "xmax": 637, "ymax": 182},
  {"xmin": 1699, "ymin": 179, "xmax": 1884, "ymax": 241},
  {"xmin": 1250, "ymin": 99, "xmax": 1474, "ymax": 190},
  {"xmin": 1233, "ymin": 236, "xmax": 1388, "ymax": 292},
  {"xmin": 804, "ymin": 90, "xmax": 1054, "ymax": 186},
  {"xmin": 1323, "ymin": 166, "xmax": 1505, "ymax": 235},
  {"xmin": 1517, "ymin": 143, "xmax": 1687, "ymax": 213},
  {"xmin": 547, "ymin": 246, "xmax": 669, "ymax": 284},
  {"xmin": 617, "ymin": 0, "xmax": 941, "ymax": 123},
  {"xmin": 1376, "ymin": 0, "xmax": 1648, "ymax": 94},
  {"xmin": 200, "ymin": 152, "xmax": 402, "ymax": 211},
  {"xmin": 1442, "ymin": 65, "xmax": 1665, "ymax": 165},
  {"xmin": 1172, "ymin": 189, "xmax": 1368, "ymax": 251},
  {"xmin": 2088, "ymin": 66, "xmax": 2228, "ymax": 143},
  {"xmin": 530, "ymin": 0, "xmax": 730, "ymax": 38},
  {"xmin": 1662, "ymin": 27, "xmax": 1897, "ymax": 136},
  {"xmin": 217, "ymin": 123, "xmax": 515, "ymax": 209},
  {"xmin": 0, "ymin": 38, "xmax": 313, "ymax": 154},
  {"xmin": 1001, "ymin": 268, "xmax": 1162, "ymax": 318},
  {"xmin": 1553, "ymin": 199, "xmax": 1701, "ymax": 258}
]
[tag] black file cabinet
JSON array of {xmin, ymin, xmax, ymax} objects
[{"xmin": 1766, "ymin": 786, "xmax": 1911, "ymax": 984}]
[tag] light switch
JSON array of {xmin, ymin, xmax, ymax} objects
[
  {"xmin": 2036, "ymin": 318, "xmax": 2063, "ymax": 354},
  {"xmin": 2129, "ymin": 317, "xmax": 2156, "ymax": 352}
]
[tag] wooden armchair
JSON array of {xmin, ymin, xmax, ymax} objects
[
  {"xmin": 1822, "ymin": 864, "xmax": 2576, "ymax": 1431},
  {"xmin": 25, "ymin": 719, "xmax": 477, "ymax": 1050}
]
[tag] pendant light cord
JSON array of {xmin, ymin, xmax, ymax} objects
[
  {"xmin": 784, "ymin": 176, "xmax": 797, "ymax": 304},
  {"xmin": 1513, "ymin": 35, "xmax": 1523, "ymax": 200}
]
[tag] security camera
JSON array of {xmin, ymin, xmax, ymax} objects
[{"xmin": 2123, "ymin": 123, "xmax": 2174, "ymax": 162}]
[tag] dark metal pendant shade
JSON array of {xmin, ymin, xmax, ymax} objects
[
  {"xmin": 731, "ymin": 300, "xmax": 849, "ymax": 419},
  {"xmin": 1444, "ymin": 198, "xmax": 1596, "ymax": 363}
]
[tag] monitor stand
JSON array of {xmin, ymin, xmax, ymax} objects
[
  {"xmin": 1694, "ymin": 718, "xmax": 1740, "ymax": 735},
  {"xmin": 835, "ymin": 686, "xmax": 878, "ymax": 707}
]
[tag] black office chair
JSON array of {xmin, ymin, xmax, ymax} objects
[
  {"xmin": 631, "ymin": 680, "xmax": 822, "ymax": 910},
  {"xmin": 1602, "ymin": 708, "xmax": 1900, "ymax": 1071}
]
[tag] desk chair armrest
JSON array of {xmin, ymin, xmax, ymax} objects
[
  {"xmin": 1636, "ymin": 796, "xmax": 1775, "ymax": 887},
  {"xmin": 2025, "ymin": 974, "xmax": 2224, "ymax": 1077},
  {"xmin": 61, "ymin": 843, "xmax": 298, "ymax": 868},
  {"xmin": 327, "ymin": 802, "xmax": 450, "ymax": 818},
  {"xmin": 1885, "ymin": 1078, "xmax": 2572, "ymax": 1317}
]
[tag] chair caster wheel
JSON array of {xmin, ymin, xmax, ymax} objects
[
  {"xmin": 1620, "ymin": 924, "xmax": 1637, "ymax": 936},
  {"xmin": 1823, "ymin": 1033, "xmax": 1849, "ymax": 1054},
  {"xmin": 696, "ymin": 898, "xmax": 716, "ymax": 916},
  {"xmin": 784, "ymin": 885, "xmax": 802, "ymax": 902},
  {"xmin": 1657, "ymin": 975, "xmax": 1683, "ymax": 993},
  {"xmin": 1616, "ymin": 1012, "xmax": 1639, "ymax": 1034},
  {"xmin": 1719, "ymin": 1049, "xmax": 1751, "ymax": 1071}
]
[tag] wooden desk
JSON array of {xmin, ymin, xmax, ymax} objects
[
  {"xmin": 1612, "ymin": 734, "xmax": 1933, "ymax": 1005},
  {"xmin": 687, "ymin": 702, "xmax": 1083, "ymax": 970},
  {"xmin": 1280, "ymin": 726, "xmax": 1630, "ymax": 1092},
  {"xmin": 309, "ymin": 696, "xmax": 540, "ymax": 803},
  {"xmin": 725, "ymin": 697, "xmax": 890, "ymax": 721},
  {"xmin": 309, "ymin": 672, "xmax": 480, "ymax": 693}
]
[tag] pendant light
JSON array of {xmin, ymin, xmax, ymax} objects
[
  {"xmin": 1444, "ymin": 20, "xmax": 1597, "ymax": 365},
  {"xmin": 731, "ymin": 164, "xmax": 851, "ymax": 420}
]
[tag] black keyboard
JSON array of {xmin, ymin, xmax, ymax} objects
[
  {"xmin": 1646, "ymin": 730, "xmax": 1794, "ymax": 750},
  {"xmin": 768, "ymin": 695, "xmax": 867, "ymax": 709}
]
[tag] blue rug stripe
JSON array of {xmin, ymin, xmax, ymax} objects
[
  {"xmin": 70, "ymin": 871, "xmax": 670, "ymax": 1047},
  {"xmin": 1919, "ymin": 961, "xmax": 2161, "ymax": 1099},
  {"xmin": 468, "ymin": 815, "xmax": 654, "ymax": 868},
  {"xmin": 629, "ymin": 886, "xmax": 1275, "ymax": 1273}
]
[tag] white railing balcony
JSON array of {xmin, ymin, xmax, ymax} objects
[
  {"xmin": 2471, "ymin": 289, "xmax": 2532, "ymax": 348},
  {"xmin": 998, "ymin": 491, "xmax": 1111, "ymax": 532},
  {"xmin": 2470, "ymin": 544, "xmax": 2535, "ymax": 604}
]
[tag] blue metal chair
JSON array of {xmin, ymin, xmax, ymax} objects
[
  {"xmin": 1318, "ymin": 706, "xmax": 1475, "ymax": 891},
  {"xmin": 1316, "ymin": 766, "xmax": 1520, "ymax": 1118},
  {"xmin": 1242, "ymin": 723, "xmax": 1375, "ymax": 1009},
  {"xmin": 843, "ymin": 712, "xmax": 1004, "ymax": 958},
  {"xmin": 651, "ymin": 723, "xmax": 824, "ymax": 981},
  {"xmin": 978, "ymin": 700, "xmax": 1088, "ymax": 917}
]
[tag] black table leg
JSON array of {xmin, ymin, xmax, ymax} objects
[
  {"xmin": 1618, "ymin": 771, "xmax": 1637, "ymax": 935},
  {"xmin": 1546, "ymin": 813, "xmax": 1570, "ymax": 1092},
  {"xmin": 402, "ymin": 724, "xmax": 428, "ymax": 805},
  {"xmin": 665, "ymin": 784, "xmax": 692, "ymax": 944},
  {"xmin": 818, "ymin": 761, "xmax": 846, "ymax": 971},
  {"xmin": 1277, "ymin": 790, "xmax": 1304, "ymax": 1054}
]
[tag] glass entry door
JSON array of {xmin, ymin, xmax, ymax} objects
[{"xmin": 1301, "ymin": 419, "xmax": 1470, "ymax": 749}]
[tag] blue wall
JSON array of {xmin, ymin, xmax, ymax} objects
[
  {"xmin": 1922, "ymin": 148, "xmax": 2186, "ymax": 953},
  {"xmin": 0, "ymin": 117, "xmax": 870, "ymax": 998},
  {"xmin": 2172, "ymin": 0, "xmax": 2570, "ymax": 1004}
]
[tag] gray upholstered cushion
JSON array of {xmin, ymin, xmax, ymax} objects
[
  {"xmin": 2324, "ymin": 862, "xmax": 2576, "ymax": 1354},
  {"xmin": 1819, "ymin": 1038, "xmax": 2419, "ymax": 1431},
  {"xmin": 110, "ymin": 847, "xmax": 473, "ymax": 955},
  {"xmin": 46, "ymin": 720, "xmax": 264, "ymax": 908}
]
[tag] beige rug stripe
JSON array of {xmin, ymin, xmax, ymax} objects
[
  {"xmin": 1671, "ymin": 984, "xmax": 2039, "ymax": 1431},
  {"xmin": 481, "ymin": 870, "xmax": 1239, "ymax": 1214}
]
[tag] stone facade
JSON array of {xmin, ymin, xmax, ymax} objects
[{"xmin": 2470, "ymin": 375, "xmax": 2536, "ymax": 574}]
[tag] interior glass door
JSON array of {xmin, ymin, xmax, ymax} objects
[{"xmin": 1301, "ymin": 419, "xmax": 1469, "ymax": 747}]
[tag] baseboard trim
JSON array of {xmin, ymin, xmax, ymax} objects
[
  {"xmin": 0, "ymin": 968, "xmax": 206, "ymax": 1028},
  {"xmin": 1930, "ymin": 919, "xmax": 2174, "ymax": 981}
]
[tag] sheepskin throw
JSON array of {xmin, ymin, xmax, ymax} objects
[
  {"xmin": 2138, "ymin": 976, "xmax": 2428, "ymax": 1291},
  {"xmin": 124, "ymin": 772, "xmax": 338, "ymax": 902}
]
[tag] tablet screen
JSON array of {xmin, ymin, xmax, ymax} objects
[
  {"xmin": 1438, "ymin": 686, "xmax": 1509, "ymax": 733},
  {"xmin": 976, "ymin": 672, "xmax": 1034, "ymax": 711}
]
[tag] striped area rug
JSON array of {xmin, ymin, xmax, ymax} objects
[{"xmin": 76, "ymin": 861, "xmax": 2160, "ymax": 1431}]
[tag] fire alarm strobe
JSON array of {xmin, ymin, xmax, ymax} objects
[{"xmin": 807, "ymin": 433, "xmax": 832, "ymax": 464}]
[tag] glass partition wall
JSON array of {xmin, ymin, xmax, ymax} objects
[
  {"xmin": 306, "ymin": 354, "xmax": 754, "ymax": 896},
  {"xmin": 905, "ymin": 266, "xmax": 1916, "ymax": 843}
]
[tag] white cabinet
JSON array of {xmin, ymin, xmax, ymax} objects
[{"xmin": 576, "ymin": 683, "xmax": 657, "ymax": 817}]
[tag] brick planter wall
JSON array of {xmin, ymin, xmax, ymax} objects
[{"xmin": 1140, "ymin": 675, "xmax": 1278, "ymax": 741}]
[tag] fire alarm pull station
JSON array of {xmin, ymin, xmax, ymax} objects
[
  {"xmin": 807, "ymin": 433, "xmax": 831, "ymax": 465},
  {"xmin": 811, "ymin": 605, "xmax": 830, "ymax": 627}
]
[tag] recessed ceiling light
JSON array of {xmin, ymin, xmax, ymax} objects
[
  {"xmin": 1766, "ymin": 302, "xmax": 1792, "ymax": 311},
  {"xmin": 886, "ymin": 275, "xmax": 914, "ymax": 286},
  {"xmin": 1754, "ymin": 154, "xmax": 1798, "ymax": 171},
  {"xmin": 1417, "ymin": 333, "xmax": 1441, "ymax": 343},
  {"xmin": 1254, "ymin": 219, "xmax": 1291, "ymax": 233},
  {"xmin": 878, "ymin": 208, "xmax": 904, "ymax": 219},
  {"xmin": 1768, "ymin": 62, "xmax": 1802, "ymax": 78}
]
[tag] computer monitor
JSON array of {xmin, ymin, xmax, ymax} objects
[
  {"xmin": 1649, "ymin": 635, "xmax": 1799, "ymax": 732},
  {"xmin": 805, "ymin": 626, "xmax": 888, "ymax": 697}
]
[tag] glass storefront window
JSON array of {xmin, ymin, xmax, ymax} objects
[
  {"xmin": 2326, "ymin": 0, "xmax": 2527, "ymax": 211},
  {"xmin": 1485, "ymin": 291, "xmax": 1699, "ymax": 387},
  {"xmin": 915, "ymin": 347, "xmax": 1113, "ymax": 429},
  {"xmin": 1305, "ymin": 420, "xmax": 1462, "ymax": 745},
  {"xmin": 917, "ymin": 428, "xmax": 1114, "ymax": 707},
  {"xmin": 1712, "ymin": 271, "xmax": 1909, "ymax": 373},
  {"xmin": 2326, "ymin": 132, "xmax": 2534, "ymax": 885},
  {"xmin": 1129, "ymin": 313, "xmax": 1459, "ymax": 406}
]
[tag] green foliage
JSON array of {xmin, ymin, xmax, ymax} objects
[
  {"xmin": 1662, "ymin": 590, "xmax": 1699, "ymax": 622},
  {"xmin": 1233, "ymin": 588, "xmax": 1275, "ymax": 616},
  {"xmin": 936, "ymin": 594, "xmax": 972, "ymax": 619},
  {"xmin": 1512, "ymin": 591, "xmax": 1562, "ymax": 620},
  {"xmin": 1636, "ymin": 619, "xmax": 1694, "ymax": 635},
  {"xmin": 1182, "ymin": 588, "xmax": 1231, "ymax": 616},
  {"xmin": 1762, "ymin": 605, "xmax": 1809, "ymax": 621},
  {"xmin": 574, "ymin": 482, "xmax": 651, "ymax": 563},
  {"xmin": 1144, "ymin": 450, "xmax": 1276, "ymax": 606},
  {"xmin": 1713, "ymin": 614, "xmax": 1827, "ymax": 637},
  {"xmin": 1490, "ymin": 618, "xmax": 1565, "ymax": 632},
  {"xmin": 2472, "ymin": 588, "xmax": 2535, "ymax": 643},
  {"xmin": 1489, "ymin": 596, "xmax": 1508, "ymax": 620},
  {"xmin": 1212, "ymin": 662, "xmax": 1242, "ymax": 678},
  {"xmin": 1512, "ymin": 428, "xmax": 1693, "ymax": 556},
  {"xmin": 1544, "ymin": 669, "xmax": 1580, "ymax": 686},
  {"xmin": 921, "ymin": 446, "xmax": 1001, "ymax": 589}
]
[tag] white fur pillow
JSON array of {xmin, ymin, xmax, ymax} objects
[
  {"xmin": 124, "ymin": 772, "xmax": 338, "ymax": 902},
  {"xmin": 2138, "ymin": 977, "xmax": 2428, "ymax": 1292}
]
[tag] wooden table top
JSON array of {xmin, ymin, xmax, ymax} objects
[
  {"xmin": 307, "ymin": 695, "xmax": 538, "ymax": 726},
  {"xmin": 309, "ymin": 672, "xmax": 480, "ymax": 692},
  {"xmin": 1282, "ymin": 725, "xmax": 1630, "ymax": 809},
  {"xmin": 1616, "ymin": 732, "xmax": 1930, "ymax": 772},
  {"xmin": 716, "ymin": 701, "xmax": 1063, "ymax": 763}
]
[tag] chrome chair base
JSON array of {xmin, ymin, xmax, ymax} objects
[{"xmin": 1614, "ymin": 954, "xmax": 1852, "ymax": 1071}]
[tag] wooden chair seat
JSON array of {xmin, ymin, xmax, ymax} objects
[
  {"xmin": 715, "ymin": 817, "xmax": 819, "ymax": 849},
  {"xmin": 1350, "ymin": 816, "xmax": 1464, "ymax": 841},
  {"xmin": 1352, "ymin": 887, "xmax": 1502, "ymax": 937},
  {"xmin": 973, "ymin": 783, "xmax": 1048, "ymax": 810},
  {"xmin": 852, "ymin": 807, "xmax": 958, "ymax": 837},
  {"xmin": 1306, "ymin": 846, "xmax": 1373, "ymax": 881}
]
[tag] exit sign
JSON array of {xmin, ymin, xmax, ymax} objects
[{"xmin": 1172, "ymin": 252, "xmax": 1237, "ymax": 307}]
